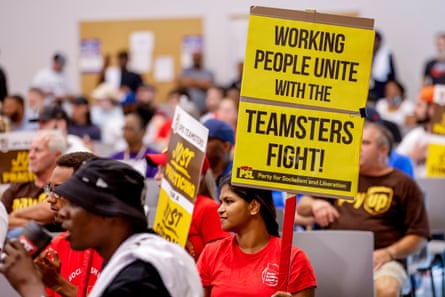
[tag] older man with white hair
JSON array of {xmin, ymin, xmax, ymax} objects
[{"xmin": 1, "ymin": 130, "xmax": 67, "ymax": 235}]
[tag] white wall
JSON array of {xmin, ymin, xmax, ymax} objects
[{"xmin": 0, "ymin": 0, "xmax": 443, "ymax": 101}]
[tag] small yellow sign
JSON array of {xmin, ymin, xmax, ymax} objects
[
  {"xmin": 426, "ymin": 143, "xmax": 445, "ymax": 177},
  {"xmin": 0, "ymin": 131, "xmax": 37, "ymax": 184},
  {"xmin": 153, "ymin": 106, "xmax": 208, "ymax": 247}
]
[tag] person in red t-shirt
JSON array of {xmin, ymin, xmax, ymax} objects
[
  {"xmin": 35, "ymin": 152, "xmax": 103, "ymax": 297},
  {"xmin": 146, "ymin": 151, "xmax": 229, "ymax": 261},
  {"xmin": 197, "ymin": 175, "xmax": 316, "ymax": 297}
]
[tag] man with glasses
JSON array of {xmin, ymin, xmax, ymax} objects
[{"xmin": 37, "ymin": 151, "xmax": 101, "ymax": 297}]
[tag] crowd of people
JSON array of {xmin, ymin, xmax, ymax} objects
[{"xmin": 0, "ymin": 29, "xmax": 443, "ymax": 297}]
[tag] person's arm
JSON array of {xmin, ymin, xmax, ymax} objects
[
  {"xmin": 0, "ymin": 239, "xmax": 47, "ymax": 297},
  {"xmin": 177, "ymin": 73, "xmax": 213, "ymax": 90},
  {"xmin": 297, "ymin": 195, "xmax": 339, "ymax": 227},
  {"xmin": 35, "ymin": 249, "xmax": 77, "ymax": 297},
  {"xmin": 271, "ymin": 287, "xmax": 315, "ymax": 297},
  {"xmin": 407, "ymin": 142, "xmax": 428, "ymax": 164},
  {"xmin": 294, "ymin": 212, "xmax": 315, "ymax": 229},
  {"xmin": 50, "ymin": 280, "xmax": 77, "ymax": 297},
  {"xmin": 296, "ymin": 195, "xmax": 317, "ymax": 217},
  {"xmin": 373, "ymin": 234, "xmax": 427, "ymax": 270},
  {"xmin": 293, "ymin": 287, "xmax": 315, "ymax": 297},
  {"xmin": 189, "ymin": 77, "xmax": 213, "ymax": 90},
  {"xmin": 8, "ymin": 202, "xmax": 54, "ymax": 230}
]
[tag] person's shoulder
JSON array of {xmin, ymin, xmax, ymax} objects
[
  {"xmin": 389, "ymin": 168, "xmax": 412, "ymax": 179},
  {"xmin": 180, "ymin": 67, "xmax": 194, "ymax": 74},
  {"xmin": 398, "ymin": 126, "xmax": 425, "ymax": 145},
  {"xmin": 424, "ymin": 58, "xmax": 438, "ymax": 67},
  {"xmin": 120, "ymin": 259, "xmax": 158, "ymax": 276},
  {"xmin": 375, "ymin": 99, "xmax": 388, "ymax": 111},
  {"xmin": 33, "ymin": 67, "xmax": 51, "ymax": 76},
  {"xmin": 108, "ymin": 150, "xmax": 124, "ymax": 159},
  {"xmin": 205, "ymin": 234, "xmax": 233, "ymax": 250},
  {"xmin": 5, "ymin": 181, "xmax": 35, "ymax": 192},
  {"xmin": 105, "ymin": 259, "xmax": 171, "ymax": 296},
  {"xmin": 143, "ymin": 147, "xmax": 159, "ymax": 155},
  {"xmin": 387, "ymin": 169, "xmax": 421, "ymax": 191}
]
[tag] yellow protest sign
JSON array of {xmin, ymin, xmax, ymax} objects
[
  {"xmin": 233, "ymin": 7, "xmax": 374, "ymax": 199},
  {"xmin": 242, "ymin": 7, "xmax": 374, "ymax": 112},
  {"xmin": 426, "ymin": 143, "xmax": 445, "ymax": 177},
  {"xmin": 0, "ymin": 131, "xmax": 36, "ymax": 185},
  {"xmin": 153, "ymin": 106, "xmax": 208, "ymax": 247},
  {"xmin": 232, "ymin": 101, "xmax": 364, "ymax": 198}
]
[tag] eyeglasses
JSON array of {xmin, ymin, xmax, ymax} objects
[{"xmin": 43, "ymin": 183, "xmax": 61, "ymax": 199}]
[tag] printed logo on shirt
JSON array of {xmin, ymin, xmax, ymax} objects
[
  {"xmin": 262, "ymin": 263, "xmax": 279, "ymax": 287},
  {"xmin": 338, "ymin": 186, "xmax": 393, "ymax": 215},
  {"xmin": 68, "ymin": 266, "xmax": 101, "ymax": 282},
  {"xmin": 12, "ymin": 193, "xmax": 47, "ymax": 211},
  {"xmin": 68, "ymin": 268, "xmax": 82, "ymax": 281}
]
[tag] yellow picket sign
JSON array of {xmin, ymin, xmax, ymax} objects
[
  {"xmin": 153, "ymin": 106, "xmax": 208, "ymax": 247},
  {"xmin": 233, "ymin": 7, "xmax": 374, "ymax": 199},
  {"xmin": 232, "ymin": 100, "xmax": 364, "ymax": 199},
  {"xmin": 242, "ymin": 11, "xmax": 374, "ymax": 112}
]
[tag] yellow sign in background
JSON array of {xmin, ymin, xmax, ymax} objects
[
  {"xmin": 233, "ymin": 7, "xmax": 374, "ymax": 199},
  {"xmin": 0, "ymin": 131, "xmax": 37, "ymax": 185},
  {"xmin": 232, "ymin": 101, "xmax": 364, "ymax": 198},
  {"xmin": 426, "ymin": 143, "xmax": 445, "ymax": 177}
]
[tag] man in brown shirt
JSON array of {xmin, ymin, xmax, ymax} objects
[
  {"xmin": 298, "ymin": 121, "xmax": 430, "ymax": 297},
  {"xmin": 1, "ymin": 130, "xmax": 66, "ymax": 234}
]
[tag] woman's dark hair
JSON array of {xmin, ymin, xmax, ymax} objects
[
  {"xmin": 131, "ymin": 102, "xmax": 156, "ymax": 128},
  {"xmin": 386, "ymin": 79, "xmax": 405, "ymax": 100},
  {"xmin": 219, "ymin": 175, "xmax": 279, "ymax": 237}
]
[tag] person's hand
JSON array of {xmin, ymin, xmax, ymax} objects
[
  {"xmin": 373, "ymin": 248, "xmax": 393, "ymax": 271},
  {"xmin": 35, "ymin": 248, "xmax": 63, "ymax": 290},
  {"xmin": 271, "ymin": 291, "xmax": 292, "ymax": 297},
  {"xmin": 311, "ymin": 200, "xmax": 339, "ymax": 227},
  {"xmin": 0, "ymin": 239, "xmax": 46, "ymax": 297}
]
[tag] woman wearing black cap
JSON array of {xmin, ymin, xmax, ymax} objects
[{"xmin": 197, "ymin": 176, "xmax": 316, "ymax": 297}]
